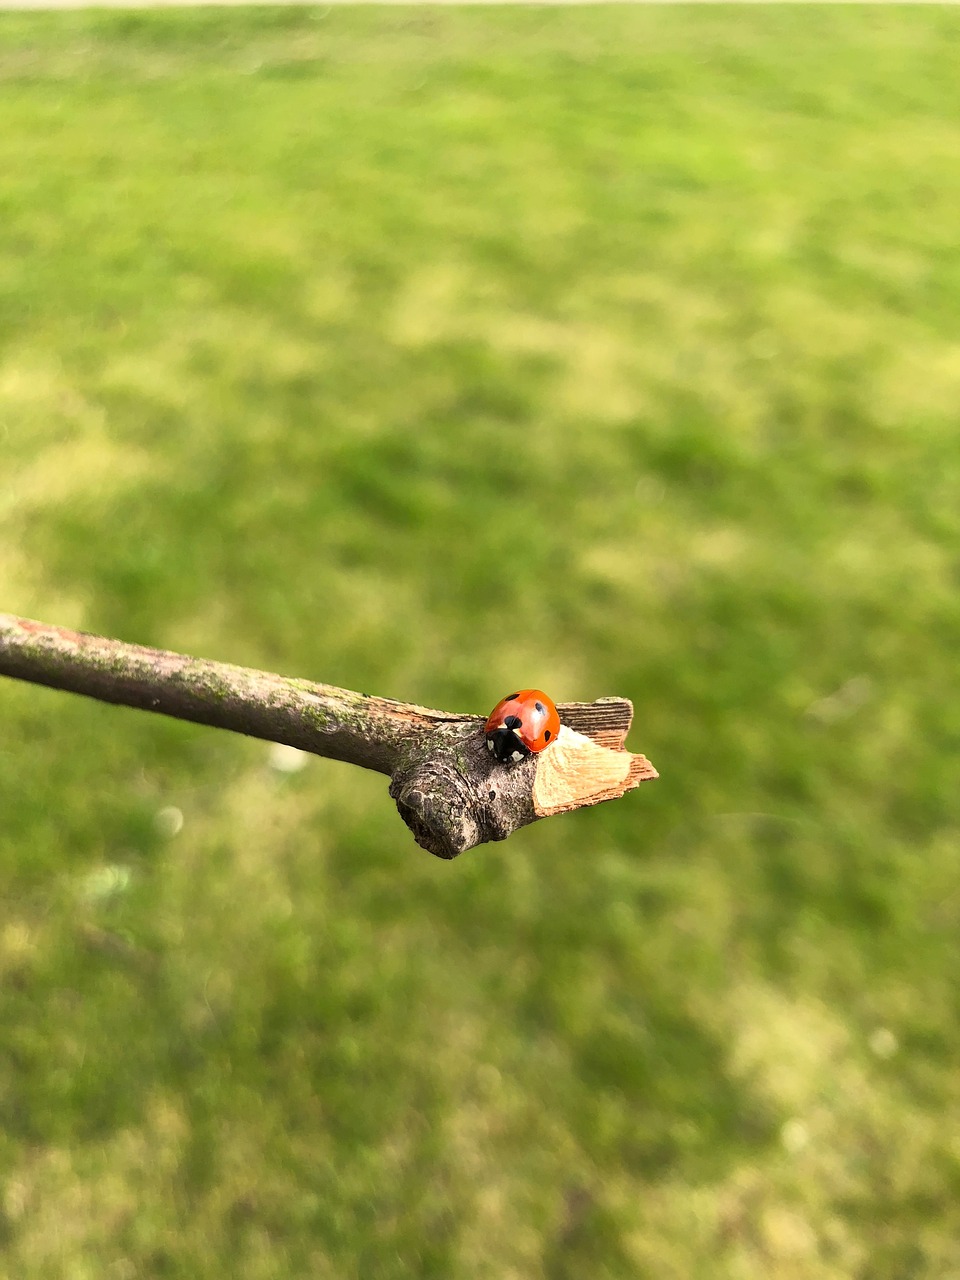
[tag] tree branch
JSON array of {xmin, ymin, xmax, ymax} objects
[{"xmin": 0, "ymin": 613, "xmax": 658, "ymax": 859}]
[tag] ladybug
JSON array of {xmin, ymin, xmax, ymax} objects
[{"xmin": 484, "ymin": 689, "xmax": 561, "ymax": 764}]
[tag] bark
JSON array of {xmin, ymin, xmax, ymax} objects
[{"xmin": 0, "ymin": 613, "xmax": 657, "ymax": 859}]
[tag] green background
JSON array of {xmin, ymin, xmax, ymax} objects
[{"xmin": 1, "ymin": 7, "xmax": 959, "ymax": 1276}]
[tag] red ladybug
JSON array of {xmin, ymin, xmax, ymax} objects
[{"xmin": 484, "ymin": 689, "xmax": 561, "ymax": 763}]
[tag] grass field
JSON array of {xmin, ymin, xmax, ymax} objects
[{"xmin": 2, "ymin": 6, "xmax": 960, "ymax": 1277}]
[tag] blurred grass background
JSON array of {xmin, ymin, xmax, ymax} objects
[{"xmin": 2, "ymin": 6, "xmax": 960, "ymax": 1276}]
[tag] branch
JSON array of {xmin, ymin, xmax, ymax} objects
[{"xmin": 0, "ymin": 613, "xmax": 658, "ymax": 859}]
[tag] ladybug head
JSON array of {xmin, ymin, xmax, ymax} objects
[{"xmin": 485, "ymin": 715, "xmax": 530, "ymax": 764}]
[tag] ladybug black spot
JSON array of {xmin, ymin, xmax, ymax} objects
[
  {"xmin": 535, "ymin": 701, "xmax": 544, "ymax": 714},
  {"xmin": 506, "ymin": 693, "xmax": 519, "ymax": 702},
  {"xmin": 544, "ymin": 729, "xmax": 552, "ymax": 741},
  {"xmin": 503, "ymin": 715, "xmax": 523, "ymax": 731}
]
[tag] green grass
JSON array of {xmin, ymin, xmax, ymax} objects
[{"xmin": 2, "ymin": 6, "xmax": 960, "ymax": 1276}]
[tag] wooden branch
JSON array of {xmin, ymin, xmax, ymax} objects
[{"xmin": 0, "ymin": 613, "xmax": 658, "ymax": 860}]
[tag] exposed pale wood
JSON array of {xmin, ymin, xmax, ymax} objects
[
  {"xmin": 532, "ymin": 725, "xmax": 658, "ymax": 817},
  {"xmin": 0, "ymin": 612, "xmax": 658, "ymax": 859}
]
